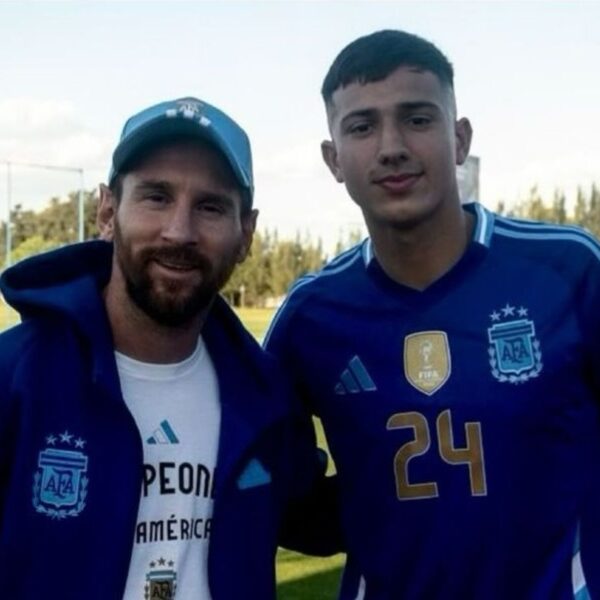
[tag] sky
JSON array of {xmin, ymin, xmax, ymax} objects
[{"xmin": 0, "ymin": 0, "xmax": 599, "ymax": 254}]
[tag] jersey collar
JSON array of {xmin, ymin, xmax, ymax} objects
[{"xmin": 362, "ymin": 202, "xmax": 495, "ymax": 268}]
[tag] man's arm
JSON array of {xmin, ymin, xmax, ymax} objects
[
  {"xmin": 265, "ymin": 297, "xmax": 344, "ymax": 556},
  {"xmin": 277, "ymin": 410, "xmax": 343, "ymax": 556}
]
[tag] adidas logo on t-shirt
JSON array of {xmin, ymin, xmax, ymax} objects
[{"xmin": 147, "ymin": 420, "xmax": 180, "ymax": 444}]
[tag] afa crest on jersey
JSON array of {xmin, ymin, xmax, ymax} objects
[
  {"xmin": 404, "ymin": 331, "xmax": 451, "ymax": 395},
  {"xmin": 487, "ymin": 304, "xmax": 543, "ymax": 384},
  {"xmin": 32, "ymin": 431, "xmax": 89, "ymax": 519},
  {"xmin": 146, "ymin": 558, "xmax": 177, "ymax": 600}
]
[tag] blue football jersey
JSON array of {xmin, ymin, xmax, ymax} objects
[{"xmin": 265, "ymin": 203, "xmax": 600, "ymax": 599}]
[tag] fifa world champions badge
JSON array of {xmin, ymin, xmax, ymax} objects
[
  {"xmin": 32, "ymin": 431, "xmax": 89, "ymax": 519},
  {"xmin": 404, "ymin": 331, "xmax": 451, "ymax": 395},
  {"xmin": 487, "ymin": 304, "xmax": 543, "ymax": 384}
]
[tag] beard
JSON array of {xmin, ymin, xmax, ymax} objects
[{"xmin": 113, "ymin": 222, "xmax": 240, "ymax": 328}]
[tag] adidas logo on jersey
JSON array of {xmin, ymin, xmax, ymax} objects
[
  {"xmin": 147, "ymin": 420, "xmax": 180, "ymax": 444},
  {"xmin": 335, "ymin": 356, "xmax": 377, "ymax": 395}
]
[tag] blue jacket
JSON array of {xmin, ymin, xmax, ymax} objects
[{"xmin": 0, "ymin": 240, "xmax": 334, "ymax": 599}]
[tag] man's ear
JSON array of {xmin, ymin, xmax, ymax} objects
[
  {"xmin": 321, "ymin": 140, "xmax": 345, "ymax": 183},
  {"xmin": 238, "ymin": 208, "xmax": 259, "ymax": 263},
  {"xmin": 97, "ymin": 183, "xmax": 116, "ymax": 241},
  {"xmin": 455, "ymin": 117, "xmax": 473, "ymax": 165}
]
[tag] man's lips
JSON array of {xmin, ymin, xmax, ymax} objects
[
  {"xmin": 152, "ymin": 258, "xmax": 199, "ymax": 273},
  {"xmin": 374, "ymin": 173, "xmax": 422, "ymax": 193}
]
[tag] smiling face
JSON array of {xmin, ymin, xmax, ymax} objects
[
  {"xmin": 322, "ymin": 66, "xmax": 471, "ymax": 235},
  {"xmin": 98, "ymin": 138, "xmax": 256, "ymax": 328}
]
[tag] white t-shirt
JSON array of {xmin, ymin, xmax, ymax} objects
[{"xmin": 117, "ymin": 337, "xmax": 220, "ymax": 600}]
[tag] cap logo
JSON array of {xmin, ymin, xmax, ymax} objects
[{"xmin": 165, "ymin": 99, "xmax": 211, "ymax": 127}]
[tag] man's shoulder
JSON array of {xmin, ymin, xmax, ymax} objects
[
  {"xmin": 0, "ymin": 318, "xmax": 65, "ymax": 367},
  {"xmin": 263, "ymin": 243, "xmax": 367, "ymax": 349},
  {"xmin": 0, "ymin": 319, "xmax": 36, "ymax": 355},
  {"xmin": 491, "ymin": 212, "xmax": 600, "ymax": 252},
  {"xmin": 0, "ymin": 320, "xmax": 51, "ymax": 396},
  {"xmin": 286, "ymin": 243, "xmax": 367, "ymax": 305},
  {"xmin": 491, "ymin": 213, "xmax": 600, "ymax": 267}
]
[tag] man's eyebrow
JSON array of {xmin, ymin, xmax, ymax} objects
[
  {"xmin": 133, "ymin": 180, "xmax": 173, "ymax": 193},
  {"xmin": 339, "ymin": 101, "xmax": 442, "ymax": 125},
  {"xmin": 396, "ymin": 101, "xmax": 441, "ymax": 112},
  {"xmin": 339, "ymin": 108, "xmax": 378, "ymax": 126},
  {"xmin": 197, "ymin": 192, "xmax": 236, "ymax": 206}
]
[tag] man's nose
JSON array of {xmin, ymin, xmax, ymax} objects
[
  {"xmin": 377, "ymin": 125, "xmax": 410, "ymax": 165},
  {"xmin": 161, "ymin": 203, "xmax": 196, "ymax": 244}
]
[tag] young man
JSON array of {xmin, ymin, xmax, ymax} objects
[
  {"xmin": 0, "ymin": 97, "xmax": 336, "ymax": 599},
  {"xmin": 265, "ymin": 30, "xmax": 600, "ymax": 598}
]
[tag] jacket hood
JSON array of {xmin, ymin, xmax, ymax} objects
[
  {"xmin": 1, "ymin": 239, "xmax": 282, "ymax": 401},
  {"xmin": 0, "ymin": 240, "xmax": 113, "ymax": 337}
]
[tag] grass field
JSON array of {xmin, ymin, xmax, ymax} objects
[
  {"xmin": 236, "ymin": 306, "xmax": 276, "ymax": 341},
  {"xmin": 0, "ymin": 303, "xmax": 345, "ymax": 598},
  {"xmin": 276, "ymin": 550, "xmax": 344, "ymax": 599}
]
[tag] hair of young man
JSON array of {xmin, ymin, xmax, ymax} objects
[
  {"xmin": 321, "ymin": 29, "xmax": 455, "ymax": 106},
  {"xmin": 108, "ymin": 134, "xmax": 252, "ymax": 215}
]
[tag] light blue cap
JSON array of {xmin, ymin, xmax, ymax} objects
[{"xmin": 109, "ymin": 97, "xmax": 253, "ymax": 206}]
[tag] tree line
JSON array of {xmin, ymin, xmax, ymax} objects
[
  {"xmin": 0, "ymin": 190, "xmax": 330, "ymax": 306},
  {"xmin": 496, "ymin": 184, "xmax": 600, "ymax": 236},
  {"xmin": 1, "ymin": 183, "xmax": 599, "ymax": 306}
]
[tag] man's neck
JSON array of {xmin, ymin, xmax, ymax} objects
[{"xmin": 369, "ymin": 205, "xmax": 474, "ymax": 291}]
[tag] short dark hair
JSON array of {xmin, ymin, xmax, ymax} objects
[{"xmin": 321, "ymin": 30, "xmax": 454, "ymax": 105}]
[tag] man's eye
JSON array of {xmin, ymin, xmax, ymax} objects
[
  {"xmin": 145, "ymin": 193, "xmax": 168, "ymax": 204},
  {"xmin": 197, "ymin": 202, "xmax": 226, "ymax": 214},
  {"xmin": 407, "ymin": 116, "xmax": 432, "ymax": 128},
  {"xmin": 347, "ymin": 122, "xmax": 373, "ymax": 135}
]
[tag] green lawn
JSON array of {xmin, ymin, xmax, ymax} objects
[
  {"xmin": 235, "ymin": 306, "xmax": 275, "ymax": 341},
  {"xmin": 0, "ymin": 303, "xmax": 344, "ymax": 597},
  {"xmin": 276, "ymin": 549, "xmax": 344, "ymax": 599}
]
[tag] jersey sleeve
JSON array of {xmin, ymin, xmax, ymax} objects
[
  {"xmin": 265, "ymin": 287, "xmax": 344, "ymax": 555},
  {"xmin": 263, "ymin": 291, "xmax": 295, "ymax": 357}
]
